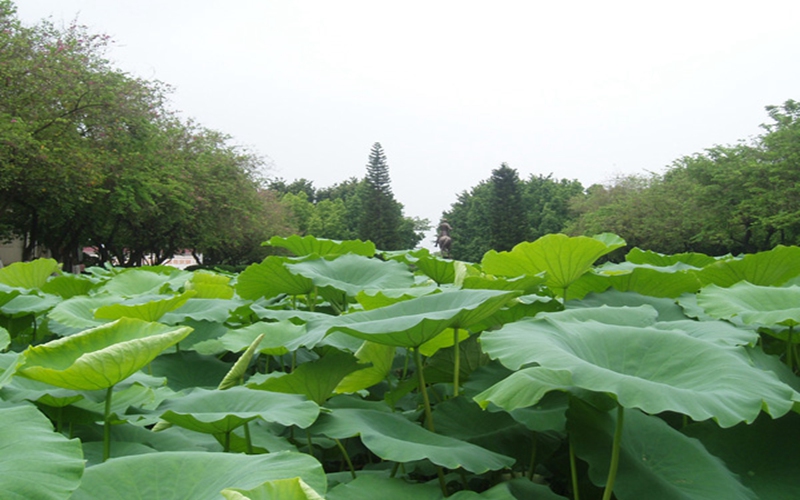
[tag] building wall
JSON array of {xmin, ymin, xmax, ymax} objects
[{"xmin": 0, "ymin": 239, "xmax": 23, "ymax": 267}]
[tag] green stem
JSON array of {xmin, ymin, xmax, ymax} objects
[
  {"xmin": 244, "ymin": 422, "xmax": 253, "ymax": 454},
  {"xmin": 306, "ymin": 432, "xmax": 314, "ymax": 459},
  {"xmin": 569, "ymin": 438, "xmax": 580, "ymax": 500},
  {"xmin": 527, "ymin": 432, "xmax": 537, "ymax": 481},
  {"xmin": 103, "ymin": 385, "xmax": 114, "ymax": 462},
  {"xmin": 452, "ymin": 328, "xmax": 461, "ymax": 396},
  {"xmin": 414, "ymin": 348, "xmax": 434, "ymax": 432},
  {"xmin": 335, "ymin": 438, "xmax": 357, "ymax": 479},
  {"xmin": 602, "ymin": 405, "xmax": 625, "ymax": 500},
  {"xmin": 224, "ymin": 430, "xmax": 231, "ymax": 452},
  {"xmin": 414, "ymin": 348, "xmax": 447, "ymax": 496},
  {"xmin": 787, "ymin": 325, "xmax": 794, "ymax": 372},
  {"xmin": 390, "ymin": 461, "xmax": 400, "ymax": 478}
]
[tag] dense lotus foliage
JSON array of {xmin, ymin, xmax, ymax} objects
[{"xmin": 0, "ymin": 233, "xmax": 799, "ymax": 499}]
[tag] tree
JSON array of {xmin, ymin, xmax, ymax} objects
[
  {"xmin": 358, "ymin": 142, "xmax": 404, "ymax": 250},
  {"xmin": 0, "ymin": 3, "xmax": 289, "ymax": 267},
  {"xmin": 489, "ymin": 163, "xmax": 529, "ymax": 252}
]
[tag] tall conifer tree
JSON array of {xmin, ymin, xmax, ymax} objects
[
  {"xmin": 489, "ymin": 163, "xmax": 529, "ymax": 252},
  {"xmin": 359, "ymin": 142, "xmax": 403, "ymax": 249}
]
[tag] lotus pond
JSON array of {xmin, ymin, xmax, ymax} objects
[{"xmin": 0, "ymin": 234, "xmax": 798, "ymax": 499}]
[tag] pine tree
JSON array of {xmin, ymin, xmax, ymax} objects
[
  {"xmin": 489, "ymin": 163, "xmax": 529, "ymax": 251},
  {"xmin": 358, "ymin": 142, "xmax": 404, "ymax": 249}
]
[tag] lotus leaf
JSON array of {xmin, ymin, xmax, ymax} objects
[
  {"xmin": 265, "ymin": 235, "xmax": 375, "ymax": 257},
  {"xmin": 157, "ymin": 386, "xmax": 319, "ymax": 433},
  {"xmin": 311, "ymin": 407, "xmax": 515, "ymax": 473},
  {"xmin": 69, "ymin": 451, "xmax": 326, "ymax": 500},
  {"xmin": 236, "ymin": 256, "xmax": 315, "ymax": 300},
  {"xmin": 479, "ymin": 313, "xmax": 797, "ymax": 426},
  {"xmin": 286, "ymin": 254, "xmax": 414, "ymax": 296},
  {"xmin": 0, "ymin": 404, "xmax": 84, "ymax": 500},
  {"xmin": 318, "ymin": 289, "xmax": 518, "ymax": 348},
  {"xmin": 481, "ymin": 233, "xmax": 625, "ymax": 296},
  {"xmin": 697, "ymin": 281, "xmax": 800, "ymax": 326},
  {"xmin": 0, "ymin": 258, "xmax": 60, "ymax": 289},
  {"xmin": 18, "ymin": 318, "xmax": 192, "ymax": 390}
]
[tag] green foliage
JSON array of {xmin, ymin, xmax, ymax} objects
[
  {"xmin": 568, "ymin": 99, "xmax": 800, "ymax": 256},
  {"xmin": 444, "ymin": 168, "xmax": 584, "ymax": 262},
  {"xmin": 0, "ymin": 5, "xmax": 291, "ymax": 268},
  {"xmin": 2, "ymin": 234, "xmax": 800, "ymax": 498}
]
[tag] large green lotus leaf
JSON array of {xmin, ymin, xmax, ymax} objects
[
  {"xmin": 683, "ymin": 412, "xmax": 800, "ymax": 500},
  {"xmin": 653, "ymin": 319, "xmax": 760, "ymax": 347},
  {"xmin": 597, "ymin": 262, "xmax": 703, "ymax": 298},
  {"xmin": 99, "ymin": 268, "xmax": 188, "ymax": 297},
  {"xmin": 47, "ymin": 295, "xmax": 119, "ymax": 330},
  {"xmin": 481, "ymin": 233, "xmax": 625, "ymax": 296},
  {"xmin": 462, "ymin": 273, "xmax": 546, "ymax": 294},
  {"xmin": 220, "ymin": 321, "xmax": 307, "ymax": 356},
  {"xmin": 40, "ymin": 273, "xmax": 97, "ymax": 298},
  {"xmin": 414, "ymin": 254, "xmax": 456, "ymax": 284},
  {"xmin": 480, "ymin": 315, "xmax": 797, "ymax": 427},
  {"xmin": 568, "ymin": 399, "xmax": 757, "ymax": 500},
  {"xmin": 222, "ymin": 477, "xmax": 324, "ymax": 500},
  {"xmin": 69, "ymin": 451, "xmax": 326, "ymax": 500},
  {"xmin": 186, "ymin": 271, "xmax": 234, "ymax": 299},
  {"xmin": 0, "ymin": 404, "xmax": 84, "ymax": 500},
  {"xmin": 474, "ymin": 366, "xmax": 574, "ymax": 413},
  {"xmin": 18, "ymin": 318, "xmax": 193, "ymax": 390},
  {"xmin": 418, "ymin": 327, "xmax": 469, "ymax": 357},
  {"xmin": 94, "ymin": 291, "xmax": 196, "ymax": 322},
  {"xmin": 157, "ymin": 387, "xmax": 319, "ymax": 433},
  {"xmin": 697, "ymin": 282, "xmax": 800, "ymax": 327},
  {"xmin": 570, "ymin": 289, "xmax": 689, "ymax": 322},
  {"xmin": 0, "ymin": 258, "xmax": 60, "ymax": 289},
  {"xmin": 0, "ymin": 292, "xmax": 60, "ymax": 319},
  {"xmin": 335, "ymin": 341, "xmax": 396, "ymax": 394},
  {"xmin": 286, "ymin": 254, "xmax": 414, "ymax": 297},
  {"xmin": 311, "ymin": 407, "xmax": 515, "ymax": 473},
  {"xmin": 0, "ymin": 284, "xmax": 21, "ymax": 308},
  {"xmin": 564, "ymin": 271, "xmax": 611, "ymax": 301},
  {"xmin": 161, "ymin": 298, "xmax": 246, "ymax": 324},
  {"xmin": 236, "ymin": 256, "xmax": 315, "ymax": 300},
  {"xmin": 265, "ymin": 235, "xmax": 375, "ymax": 257},
  {"xmin": 318, "ymin": 289, "xmax": 518, "ymax": 348},
  {"xmin": 249, "ymin": 349, "xmax": 362, "ymax": 405},
  {"xmin": 697, "ymin": 245, "xmax": 800, "ymax": 287},
  {"xmin": 625, "ymin": 247, "xmax": 717, "ymax": 268},
  {"xmin": 355, "ymin": 286, "xmax": 438, "ymax": 310}
]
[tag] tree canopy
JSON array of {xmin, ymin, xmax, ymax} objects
[
  {"xmin": 566, "ymin": 99, "xmax": 800, "ymax": 255},
  {"xmin": 0, "ymin": 1, "xmax": 292, "ymax": 268}
]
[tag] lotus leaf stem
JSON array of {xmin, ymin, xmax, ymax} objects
[
  {"xmin": 453, "ymin": 328, "xmax": 461, "ymax": 396},
  {"xmin": 602, "ymin": 405, "xmax": 625, "ymax": 500},
  {"xmin": 103, "ymin": 385, "xmax": 114, "ymax": 462},
  {"xmin": 244, "ymin": 422, "xmax": 253, "ymax": 454},
  {"xmin": 787, "ymin": 325, "xmax": 794, "ymax": 373},
  {"xmin": 334, "ymin": 438, "xmax": 356, "ymax": 479},
  {"xmin": 413, "ymin": 348, "xmax": 448, "ymax": 496},
  {"xmin": 569, "ymin": 438, "xmax": 580, "ymax": 500},
  {"xmin": 527, "ymin": 433, "xmax": 537, "ymax": 481}
]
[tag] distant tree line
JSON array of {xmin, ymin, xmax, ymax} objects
[
  {"xmin": 269, "ymin": 142, "xmax": 429, "ymax": 251},
  {"xmin": 566, "ymin": 100, "xmax": 800, "ymax": 256},
  {"xmin": 0, "ymin": 1, "xmax": 294, "ymax": 268},
  {"xmin": 442, "ymin": 100, "xmax": 800, "ymax": 261},
  {"xmin": 442, "ymin": 164, "xmax": 584, "ymax": 262}
]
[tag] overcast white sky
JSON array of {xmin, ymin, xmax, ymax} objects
[{"xmin": 16, "ymin": 1, "xmax": 800, "ymax": 247}]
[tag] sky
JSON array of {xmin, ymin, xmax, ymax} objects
[{"xmin": 15, "ymin": 1, "xmax": 800, "ymax": 247}]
